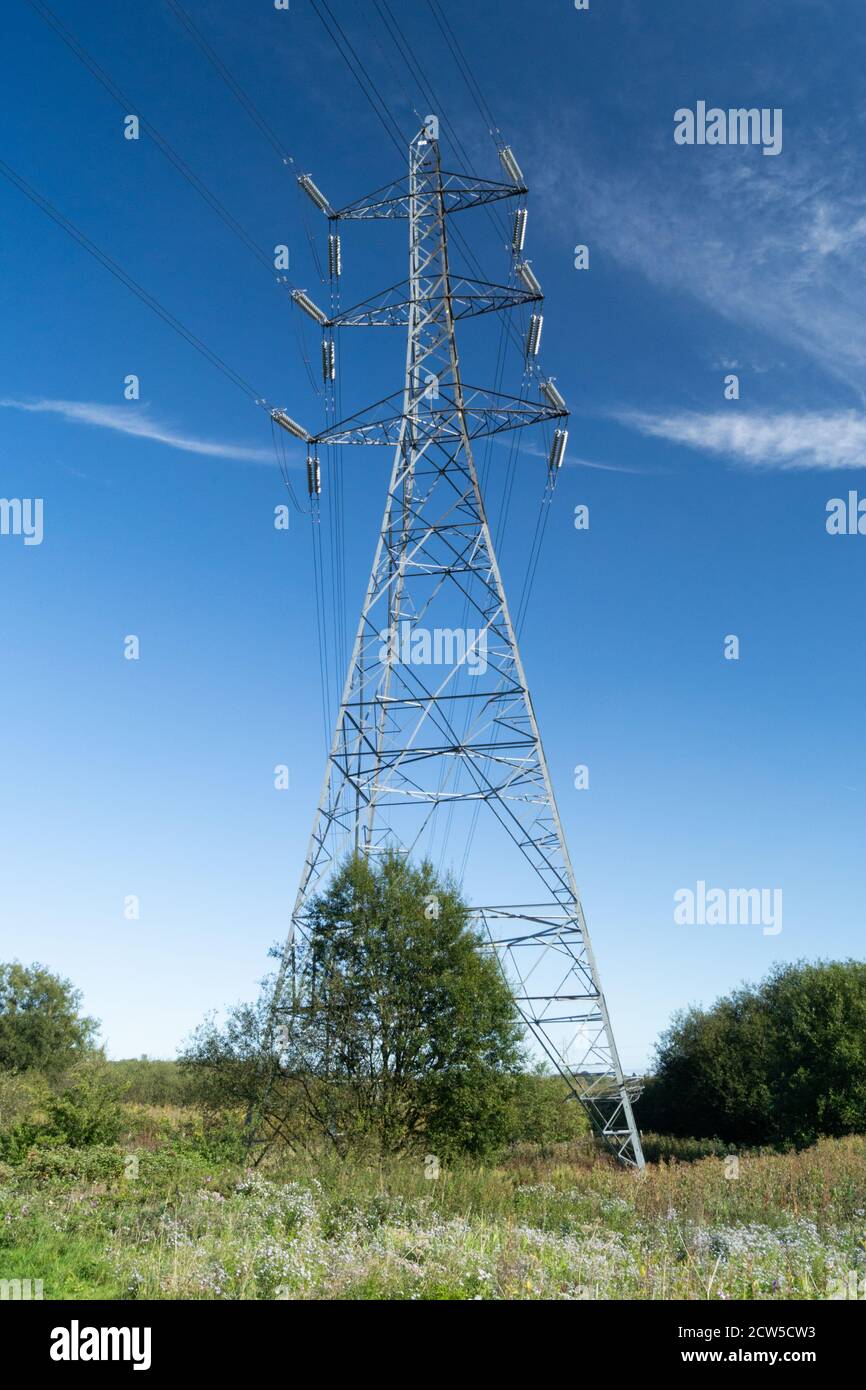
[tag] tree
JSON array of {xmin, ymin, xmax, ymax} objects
[
  {"xmin": 184, "ymin": 854, "xmax": 524, "ymax": 1157},
  {"xmin": 639, "ymin": 960, "xmax": 866, "ymax": 1147},
  {"xmin": 181, "ymin": 994, "xmax": 277, "ymax": 1120},
  {"xmin": 0, "ymin": 962, "xmax": 98, "ymax": 1076}
]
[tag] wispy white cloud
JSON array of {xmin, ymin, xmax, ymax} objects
[
  {"xmin": 514, "ymin": 435, "xmax": 651, "ymax": 474},
  {"xmin": 618, "ymin": 408, "xmax": 866, "ymax": 470},
  {"xmin": 532, "ymin": 121, "xmax": 866, "ymax": 396},
  {"xmin": 0, "ymin": 398, "xmax": 274, "ymax": 463},
  {"xmin": 564, "ymin": 455, "xmax": 650, "ymax": 474}
]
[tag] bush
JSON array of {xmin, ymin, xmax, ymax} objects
[
  {"xmin": 0, "ymin": 1061, "xmax": 127, "ymax": 1159},
  {"xmin": 106, "ymin": 1058, "xmax": 203, "ymax": 1107},
  {"xmin": 0, "ymin": 962, "xmax": 98, "ymax": 1076},
  {"xmin": 502, "ymin": 1070, "xmax": 590, "ymax": 1148},
  {"xmin": 45, "ymin": 1064, "xmax": 127, "ymax": 1147},
  {"xmin": 639, "ymin": 960, "xmax": 866, "ymax": 1148},
  {"xmin": 17, "ymin": 1143, "xmax": 125, "ymax": 1184},
  {"xmin": 0, "ymin": 1070, "xmax": 51, "ymax": 1129}
]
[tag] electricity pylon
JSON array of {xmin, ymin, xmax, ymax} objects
[{"xmin": 272, "ymin": 124, "xmax": 644, "ymax": 1169}]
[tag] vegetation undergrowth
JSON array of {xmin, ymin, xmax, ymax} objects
[{"xmin": 1, "ymin": 1102, "xmax": 863, "ymax": 1301}]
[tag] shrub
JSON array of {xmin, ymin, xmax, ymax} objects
[
  {"xmin": 106, "ymin": 1058, "xmax": 203, "ymax": 1106},
  {"xmin": 45, "ymin": 1064, "xmax": 127, "ymax": 1148},
  {"xmin": 19, "ymin": 1144, "xmax": 125, "ymax": 1183},
  {"xmin": 0, "ymin": 1061, "xmax": 127, "ymax": 1159},
  {"xmin": 502, "ymin": 1070, "xmax": 590, "ymax": 1148},
  {"xmin": 639, "ymin": 960, "xmax": 866, "ymax": 1147},
  {"xmin": 0, "ymin": 962, "xmax": 98, "ymax": 1076}
]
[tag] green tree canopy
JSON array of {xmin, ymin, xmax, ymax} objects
[
  {"xmin": 184, "ymin": 853, "xmax": 524, "ymax": 1157},
  {"xmin": 0, "ymin": 961, "xmax": 99, "ymax": 1076},
  {"xmin": 639, "ymin": 960, "xmax": 866, "ymax": 1147}
]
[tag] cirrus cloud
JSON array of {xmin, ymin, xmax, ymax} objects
[
  {"xmin": 618, "ymin": 408, "xmax": 866, "ymax": 470},
  {"xmin": 0, "ymin": 397, "xmax": 274, "ymax": 463}
]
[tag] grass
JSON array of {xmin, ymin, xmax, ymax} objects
[{"xmin": 1, "ymin": 1106, "xmax": 864, "ymax": 1300}]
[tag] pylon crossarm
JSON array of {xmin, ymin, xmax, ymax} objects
[
  {"xmin": 336, "ymin": 171, "xmax": 527, "ymax": 220},
  {"xmin": 311, "ymin": 385, "xmax": 566, "ymax": 447},
  {"xmin": 329, "ymin": 275, "xmax": 542, "ymax": 328}
]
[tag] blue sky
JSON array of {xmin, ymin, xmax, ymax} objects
[{"xmin": 1, "ymin": 0, "xmax": 864, "ymax": 1073}]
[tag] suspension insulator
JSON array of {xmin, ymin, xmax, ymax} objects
[
  {"xmin": 306, "ymin": 456, "xmax": 322, "ymax": 496},
  {"xmin": 328, "ymin": 233, "xmax": 342, "ymax": 279},
  {"xmin": 512, "ymin": 207, "xmax": 528, "ymax": 254},
  {"xmin": 526, "ymin": 313, "xmax": 544, "ymax": 358},
  {"xmin": 322, "ymin": 339, "xmax": 336, "ymax": 383},
  {"xmin": 549, "ymin": 429, "xmax": 569, "ymax": 471}
]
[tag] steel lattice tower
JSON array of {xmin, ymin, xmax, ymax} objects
[{"xmin": 272, "ymin": 125, "xmax": 644, "ymax": 1169}]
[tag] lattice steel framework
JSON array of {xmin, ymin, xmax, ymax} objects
[{"xmin": 272, "ymin": 126, "xmax": 644, "ymax": 1168}]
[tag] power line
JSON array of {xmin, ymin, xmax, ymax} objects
[
  {"xmin": 373, "ymin": 1, "xmax": 506, "ymax": 226},
  {"xmin": 156, "ymin": 0, "xmax": 328, "ymax": 398},
  {"xmin": 310, "ymin": 500, "xmax": 335, "ymax": 754},
  {"xmin": 365, "ymin": 1, "xmax": 534, "ymax": 374},
  {"xmin": 163, "ymin": 0, "xmax": 347, "ymax": 714},
  {"xmin": 25, "ymin": 0, "xmax": 328, "ymax": 403},
  {"xmin": 309, "ymin": 0, "xmax": 407, "ymax": 160},
  {"xmin": 515, "ymin": 474, "xmax": 556, "ymax": 637},
  {"xmin": 2, "ymin": 152, "xmax": 314, "ymax": 510},
  {"xmin": 164, "ymin": 0, "xmax": 298, "ymax": 168},
  {"xmin": 362, "ymin": 1, "xmax": 424, "ymax": 127},
  {"xmin": 24, "ymin": 0, "xmax": 278, "ymax": 276},
  {"xmin": 0, "ymin": 157, "xmax": 267, "ymax": 405},
  {"xmin": 428, "ymin": 0, "xmax": 500, "ymax": 142},
  {"xmin": 426, "ymin": 0, "xmax": 501, "ymax": 144},
  {"xmin": 304, "ymin": 0, "xmax": 415, "ymax": 728},
  {"xmin": 155, "ymin": 3, "xmax": 551, "ymax": 755},
  {"xmin": 310, "ymin": 0, "xmax": 529, "ymax": 402}
]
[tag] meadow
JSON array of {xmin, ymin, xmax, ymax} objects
[{"xmin": 1, "ymin": 1102, "xmax": 864, "ymax": 1301}]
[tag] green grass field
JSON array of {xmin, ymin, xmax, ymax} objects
[{"xmin": 1, "ymin": 1106, "xmax": 864, "ymax": 1300}]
